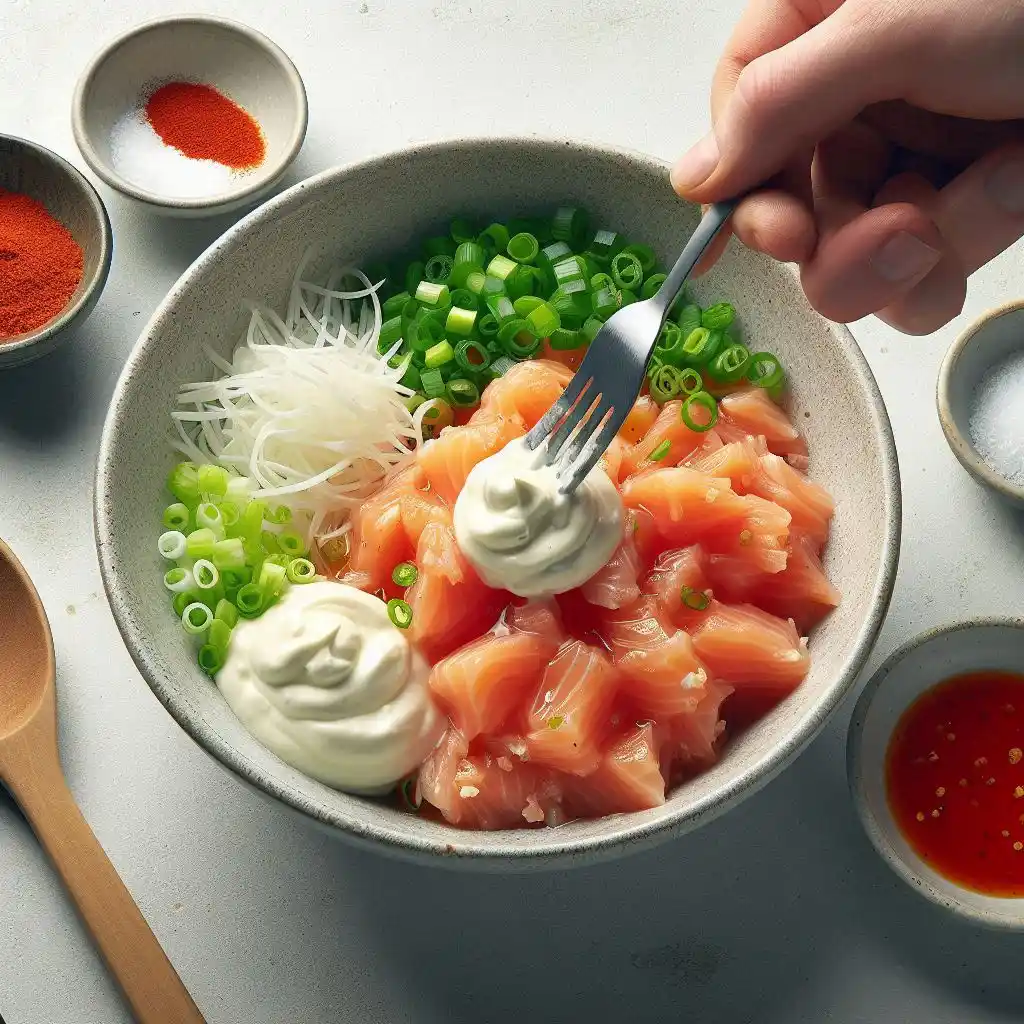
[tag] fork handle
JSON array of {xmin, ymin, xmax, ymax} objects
[{"xmin": 653, "ymin": 200, "xmax": 738, "ymax": 321}]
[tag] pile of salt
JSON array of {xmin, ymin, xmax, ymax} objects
[{"xmin": 968, "ymin": 350, "xmax": 1024, "ymax": 487}]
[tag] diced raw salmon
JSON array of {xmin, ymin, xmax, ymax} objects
[
  {"xmin": 566, "ymin": 723, "xmax": 666, "ymax": 817},
  {"xmin": 417, "ymin": 412, "xmax": 526, "ymax": 506},
  {"xmin": 641, "ymin": 545, "xmax": 712, "ymax": 628},
  {"xmin": 406, "ymin": 520, "xmax": 507, "ymax": 663},
  {"xmin": 620, "ymin": 394, "xmax": 660, "ymax": 445},
  {"xmin": 684, "ymin": 439, "xmax": 765, "ymax": 491},
  {"xmin": 691, "ymin": 602, "xmax": 809, "ymax": 691},
  {"xmin": 429, "ymin": 631, "xmax": 558, "ymax": 740},
  {"xmin": 476, "ymin": 359, "xmax": 571, "ymax": 428},
  {"xmin": 580, "ymin": 517, "xmax": 641, "ymax": 610},
  {"xmin": 754, "ymin": 532, "xmax": 841, "ymax": 632},
  {"xmin": 599, "ymin": 595, "xmax": 674, "ymax": 654},
  {"xmin": 342, "ymin": 464, "xmax": 417, "ymax": 591},
  {"xmin": 599, "ymin": 435, "xmax": 626, "ymax": 484},
  {"xmin": 615, "ymin": 629, "xmax": 712, "ymax": 718},
  {"xmin": 660, "ymin": 678, "xmax": 734, "ymax": 774},
  {"xmin": 620, "ymin": 401, "xmax": 704, "ymax": 478},
  {"xmin": 504, "ymin": 600, "xmax": 567, "ymax": 646},
  {"xmin": 747, "ymin": 454, "xmax": 834, "ymax": 549},
  {"xmin": 720, "ymin": 388, "xmax": 807, "ymax": 458},
  {"xmin": 525, "ymin": 641, "xmax": 620, "ymax": 775}
]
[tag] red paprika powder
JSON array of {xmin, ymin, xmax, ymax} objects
[
  {"xmin": 0, "ymin": 190, "xmax": 84, "ymax": 340},
  {"xmin": 145, "ymin": 82, "xmax": 266, "ymax": 170}
]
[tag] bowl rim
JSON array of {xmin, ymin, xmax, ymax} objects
[
  {"xmin": 70, "ymin": 14, "xmax": 309, "ymax": 211},
  {"xmin": 94, "ymin": 135, "xmax": 902, "ymax": 867},
  {"xmin": 846, "ymin": 616, "xmax": 1024, "ymax": 931},
  {"xmin": 0, "ymin": 133, "xmax": 113, "ymax": 360},
  {"xmin": 936, "ymin": 299, "xmax": 1024, "ymax": 504}
]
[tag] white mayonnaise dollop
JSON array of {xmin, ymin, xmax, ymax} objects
[
  {"xmin": 216, "ymin": 581, "xmax": 443, "ymax": 793},
  {"xmin": 453, "ymin": 436, "xmax": 623, "ymax": 598}
]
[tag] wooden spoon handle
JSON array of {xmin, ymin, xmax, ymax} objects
[{"xmin": 7, "ymin": 751, "xmax": 205, "ymax": 1023}]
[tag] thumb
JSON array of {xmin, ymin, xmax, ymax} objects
[{"xmin": 672, "ymin": 5, "xmax": 907, "ymax": 203}]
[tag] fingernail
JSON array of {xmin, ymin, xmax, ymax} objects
[
  {"xmin": 671, "ymin": 133, "xmax": 720, "ymax": 192},
  {"xmin": 870, "ymin": 231, "xmax": 942, "ymax": 283},
  {"xmin": 987, "ymin": 155, "xmax": 1024, "ymax": 214}
]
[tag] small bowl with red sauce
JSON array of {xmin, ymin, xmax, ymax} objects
[
  {"xmin": 848, "ymin": 619, "xmax": 1024, "ymax": 930},
  {"xmin": 72, "ymin": 16, "xmax": 307, "ymax": 218}
]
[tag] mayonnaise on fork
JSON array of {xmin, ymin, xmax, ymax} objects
[{"xmin": 453, "ymin": 436, "xmax": 623, "ymax": 597}]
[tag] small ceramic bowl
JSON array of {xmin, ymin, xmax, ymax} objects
[
  {"xmin": 0, "ymin": 135, "xmax": 112, "ymax": 370},
  {"xmin": 72, "ymin": 16, "xmax": 307, "ymax": 218},
  {"xmin": 937, "ymin": 301, "xmax": 1024, "ymax": 507},
  {"xmin": 848, "ymin": 619, "xmax": 1024, "ymax": 931}
]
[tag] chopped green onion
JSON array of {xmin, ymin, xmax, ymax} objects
[
  {"xmin": 549, "ymin": 327, "xmax": 583, "ymax": 350},
  {"xmin": 486, "ymin": 254, "xmax": 518, "ymax": 281},
  {"xmin": 172, "ymin": 591, "xmax": 195, "ymax": 618},
  {"xmin": 552, "ymin": 206, "xmax": 589, "ymax": 247},
  {"xmin": 588, "ymin": 228, "xmax": 624, "ymax": 262},
  {"xmin": 486, "ymin": 294, "xmax": 517, "ymax": 325},
  {"xmin": 675, "ymin": 303, "xmax": 703, "ymax": 339},
  {"xmin": 404, "ymin": 261, "xmax": 425, "ymax": 295},
  {"xmin": 641, "ymin": 272, "xmax": 668, "ymax": 299},
  {"xmin": 681, "ymin": 390, "xmax": 719, "ymax": 432},
  {"xmin": 447, "ymin": 377, "xmax": 480, "ymax": 407},
  {"xmin": 701, "ymin": 302, "xmax": 735, "ymax": 331},
  {"xmin": 707, "ymin": 343, "xmax": 751, "ymax": 383},
  {"xmin": 449, "ymin": 287, "xmax": 479, "ymax": 311},
  {"xmin": 195, "ymin": 502, "xmax": 224, "ymax": 538},
  {"xmin": 478, "ymin": 223, "xmax": 510, "ymax": 254},
  {"xmin": 650, "ymin": 439, "xmax": 672, "ymax": 462},
  {"xmin": 419, "ymin": 398, "xmax": 454, "ymax": 435},
  {"xmin": 259, "ymin": 561, "xmax": 288, "ymax": 600},
  {"xmin": 235, "ymin": 583, "xmax": 264, "ymax": 618},
  {"xmin": 260, "ymin": 530, "xmax": 280, "ymax": 555},
  {"xmin": 552, "ymin": 255, "xmax": 587, "ymax": 289},
  {"xmin": 681, "ymin": 586, "xmax": 711, "ymax": 611},
  {"xmin": 193, "ymin": 559, "xmax": 220, "ymax": 590},
  {"xmin": 680, "ymin": 327, "xmax": 722, "ymax": 367},
  {"xmin": 198, "ymin": 644, "xmax": 226, "ymax": 675},
  {"xmin": 449, "ymin": 217, "xmax": 477, "ymax": 244},
  {"xmin": 610, "ymin": 251, "xmax": 644, "ymax": 291},
  {"xmin": 197, "ymin": 464, "xmax": 229, "ymax": 497},
  {"xmin": 498, "ymin": 318, "xmax": 541, "ymax": 358},
  {"xmin": 424, "ymin": 340, "xmax": 456, "ymax": 369},
  {"xmin": 265, "ymin": 505, "xmax": 292, "ymax": 526},
  {"xmin": 423, "ymin": 236, "xmax": 456, "ymax": 259},
  {"xmin": 405, "ymin": 313, "xmax": 446, "ymax": 353},
  {"xmin": 415, "ymin": 280, "xmax": 451, "ymax": 309},
  {"xmin": 454, "ymin": 338, "xmax": 490, "ymax": 371},
  {"xmin": 504, "ymin": 264, "xmax": 537, "ymax": 301},
  {"xmin": 549, "ymin": 286, "xmax": 591, "ymax": 329},
  {"xmin": 378, "ymin": 316, "xmax": 404, "ymax": 353},
  {"xmin": 592, "ymin": 285, "xmax": 622, "ymax": 320},
  {"xmin": 747, "ymin": 351, "xmax": 785, "ymax": 391},
  {"xmin": 182, "ymin": 602, "xmax": 213, "ymax": 635},
  {"xmin": 382, "ymin": 290, "xmax": 411, "ymax": 319},
  {"xmin": 163, "ymin": 566, "xmax": 194, "ymax": 593},
  {"xmin": 679, "ymin": 367, "xmax": 704, "ymax": 395},
  {"xmin": 420, "ymin": 367, "xmax": 447, "ymax": 399},
  {"xmin": 286, "ymin": 558, "xmax": 317, "ymax": 584},
  {"xmin": 476, "ymin": 313, "xmax": 500, "ymax": 339},
  {"xmin": 392, "ymin": 562, "xmax": 419, "ymax": 588},
  {"xmin": 387, "ymin": 598, "xmax": 413, "ymax": 629},
  {"xmin": 526, "ymin": 301, "xmax": 560, "ymax": 338},
  {"xmin": 276, "ymin": 530, "xmax": 306, "ymax": 557},
  {"xmin": 507, "ymin": 232, "xmax": 540, "ymax": 264},
  {"xmin": 547, "ymin": 715, "xmax": 565, "ymax": 730},
  {"xmin": 158, "ymin": 531, "xmax": 187, "ymax": 561},
  {"xmin": 581, "ymin": 315, "xmax": 604, "ymax": 343},
  {"xmin": 185, "ymin": 528, "xmax": 216, "ymax": 562},
  {"xmin": 424, "ymin": 254, "xmax": 454, "ymax": 286},
  {"xmin": 207, "ymin": 618, "xmax": 232, "ymax": 652},
  {"xmin": 214, "ymin": 599, "xmax": 239, "ymax": 628},
  {"xmin": 490, "ymin": 355, "xmax": 516, "ymax": 377},
  {"xmin": 167, "ymin": 462, "xmax": 200, "ymax": 506},
  {"xmin": 654, "ymin": 323, "xmax": 685, "ymax": 366},
  {"xmin": 512, "ymin": 295, "xmax": 544, "ymax": 318},
  {"xmin": 649, "ymin": 364, "xmax": 683, "ymax": 404},
  {"xmin": 211, "ymin": 538, "xmax": 246, "ymax": 570},
  {"xmin": 619, "ymin": 287, "xmax": 638, "ymax": 306},
  {"xmin": 622, "ymin": 243, "xmax": 656, "ymax": 274},
  {"xmin": 405, "ymin": 393, "xmax": 427, "ymax": 414},
  {"xmin": 446, "ymin": 306, "xmax": 477, "ymax": 337},
  {"xmin": 400, "ymin": 776, "xmax": 421, "ymax": 811},
  {"xmin": 162, "ymin": 503, "xmax": 190, "ymax": 531}
]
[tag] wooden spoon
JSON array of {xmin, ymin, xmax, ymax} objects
[{"xmin": 0, "ymin": 539, "xmax": 205, "ymax": 1023}]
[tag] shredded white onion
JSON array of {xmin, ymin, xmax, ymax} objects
[{"xmin": 172, "ymin": 250, "xmax": 422, "ymax": 539}]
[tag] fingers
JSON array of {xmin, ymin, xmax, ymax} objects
[
  {"xmin": 672, "ymin": 2, "xmax": 905, "ymax": 202},
  {"xmin": 932, "ymin": 143, "xmax": 1024, "ymax": 274}
]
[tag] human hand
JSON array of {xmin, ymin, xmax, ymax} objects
[{"xmin": 671, "ymin": 0, "xmax": 1024, "ymax": 334}]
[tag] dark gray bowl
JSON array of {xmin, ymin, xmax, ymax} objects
[
  {"xmin": 95, "ymin": 138, "xmax": 901, "ymax": 869},
  {"xmin": 0, "ymin": 135, "xmax": 112, "ymax": 369}
]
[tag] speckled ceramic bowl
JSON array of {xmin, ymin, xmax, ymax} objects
[
  {"xmin": 72, "ymin": 16, "xmax": 307, "ymax": 218},
  {"xmin": 0, "ymin": 135, "xmax": 112, "ymax": 369},
  {"xmin": 848, "ymin": 619, "xmax": 1024, "ymax": 931},
  {"xmin": 937, "ymin": 301, "xmax": 1024, "ymax": 507},
  {"xmin": 95, "ymin": 138, "xmax": 901, "ymax": 869}
]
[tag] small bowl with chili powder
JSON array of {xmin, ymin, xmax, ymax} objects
[
  {"xmin": 0, "ymin": 134, "xmax": 112, "ymax": 369},
  {"xmin": 72, "ymin": 16, "xmax": 307, "ymax": 218},
  {"xmin": 848, "ymin": 619, "xmax": 1024, "ymax": 930}
]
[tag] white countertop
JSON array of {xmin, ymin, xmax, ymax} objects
[{"xmin": 2, "ymin": 2, "xmax": 1024, "ymax": 1022}]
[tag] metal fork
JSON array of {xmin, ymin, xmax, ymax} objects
[{"xmin": 525, "ymin": 200, "xmax": 738, "ymax": 493}]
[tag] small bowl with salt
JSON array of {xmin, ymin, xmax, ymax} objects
[
  {"xmin": 71, "ymin": 16, "xmax": 307, "ymax": 218},
  {"xmin": 938, "ymin": 301, "xmax": 1024, "ymax": 506}
]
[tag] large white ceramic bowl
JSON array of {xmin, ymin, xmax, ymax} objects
[{"xmin": 95, "ymin": 138, "xmax": 901, "ymax": 869}]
